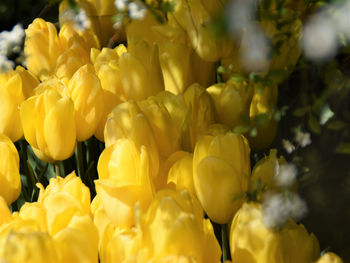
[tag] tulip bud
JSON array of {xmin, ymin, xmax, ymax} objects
[
  {"xmin": 207, "ymin": 79, "xmax": 253, "ymax": 127},
  {"xmin": 230, "ymin": 202, "xmax": 320, "ymax": 263},
  {"xmin": 314, "ymin": 252, "xmax": 344, "ymax": 263},
  {"xmin": 250, "ymin": 149, "xmax": 287, "ymax": 193},
  {"xmin": 68, "ymin": 64, "xmax": 104, "ymax": 141},
  {"xmin": 24, "ymin": 18, "xmax": 64, "ymax": 79},
  {"xmin": 249, "ymin": 83, "xmax": 278, "ymax": 150},
  {"xmin": 193, "ymin": 132, "xmax": 250, "ymax": 224},
  {"xmin": 96, "ymin": 139, "xmax": 155, "ymax": 229},
  {"xmin": 119, "ymin": 40, "xmax": 164, "ymax": 101},
  {"xmin": 104, "ymin": 101, "xmax": 159, "ymax": 177},
  {"xmin": 181, "ymin": 84, "xmax": 216, "ymax": 151},
  {"xmin": 167, "ymin": 152, "xmax": 195, "ymax": 197},
  {"xmin": 92, "ymin": 47, "xmax": 125, "ymax": 141},
  {"xmin": 20, "ymin": 87, "xmax": 76, "ymax": 162},
  {"xmin": 0, "ymin": 134, "xmax": 21, "ymax": 205},
  {"xmin": 169, "ymin": 0, "xmax": 235, "ymax": 62}
]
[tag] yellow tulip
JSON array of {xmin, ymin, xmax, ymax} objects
[
  {"xmin": 314, "ymin": 252, "xmax": 344, "ymax": 263},
  {"xmin": 119, "ymin": 40, "xmax": 164, "ymax": 101},
  {"xmin": 0, "ymin": 196, "xmax": 12, "ymax": 226},
  {"xmin": 36, "ymin": 171, "xmax": 91, "ymax": 236},
  {"xmin": 193, "ymin": 132, "xmax": 250, "ymax": 224},
  {"xmin": 250, "ymin": 149, "xmax": 288, "ymax": 194},
  {"xmin": 54, "ymin": 215, "xmax": 99, "ymax": 263},
  {"xmin": 24, "ymin": 18, "xmax": 64, "ymax": 79},
  {"xmin": 59, "ymin": 0, "xmax": 117, "ymax": 46},
  {"xmin": 91, "ymin": 46, "xmax": 126, "ymax": 141},
  {"xmin": 18, "ymin": 202, "xmax": 47, "ymax": 232},
  {"xmin": 141, "ymin": 189, "xmax": 221, "ymax": 262},
  {"xmin": 67, "ymin": 64, "xmax": 104, "ymax": 141},
  {"xmin": 0, "ymin": 134, "xmax": 21, "ymax": 205},
  {"xmin": 104, "ymin": 101, "xmax": 159, "ymax": 177},
  {"xmin": 20, "ymin": 86, "xmax": 76, "ymax": 162},
  {"xmin": 96, "ymin": 139, "xmax": 155, "ymax": 229},
  {"xmin": 169, "ymin": 0, "xmax": 235, "ymax": 62},
  {"xmin": 207, "ymin": 79, "xmax": 253, "ymax": 128},
  {"xmin": 138, "ymin": 94, "xmax": 182, "ymax": 157},
  {"xmin": 0, "ymin": 230, "xmax": 60, "ymax": 263},
  {"xmin": 182, "ymin": 84, "xmax": 216, "ymax": 151},
  {"xmin": 167, "ymin": 152, "xmax": 195, "ymax": 197},
  {"xmin": 230, "ymin": 202, "xmax": 320, "ymax": 263},
  {"xmin": 249, "ymin": 83, "xmax": 278, "ymax": 150}
]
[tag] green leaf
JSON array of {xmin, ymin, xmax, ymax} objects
[
  {"xmin": 254, "ymin": 113, "xmax": 270, "ymax": 126},
  {"xmin": 250, "ymin": 127, "xmax": 258, "ymax": 137},
  {"xmin": 216, "ymin": 65, "xmax": 226, "ymax": 74},
  {"xmin": 308, "ymin": 114, "xmax": 321, "ymax": 134},
  {"xmin": 233, "ymin": 125, "xmax": 250, "ymax": 134},
  {"xmin": 160, "ymin": 1, "xmax": 177, "ymax": 12},
  {"xmin": 335, "ymin": 142, "xmax": 350, "ymax": 154},
  {"xmin": 293, "ymin": 107, "xmax": 310, "ymax": 117},
  {"xmin": 326, "ymin": 120, "xmax": 347, "ymax": 130}
]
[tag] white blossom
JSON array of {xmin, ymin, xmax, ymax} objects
[
  {"xmin": 295, "ymin": 130, "xmax": 311, "ymax": 147},
  {"xmin": 115, "ymin": 0, "xmax": 128, "ymax": 11},
  {"xmin": 275, "ymin": 163, "xmax": 297, "ymax": 188},
  {"xmin": 128, "ymin": 1, "xmax": 147, "ymax": 20},
  {"xmin": 61, "ymin": 8, "xmax": 91, "ymax": 31},
  {"xmin": 0, "ymin": 24, "xmax": 25, "ymax": 56},
  {"xmin": 282, "ymin": 139, "xmax": 295, "ymax": 154},
  {"xmin": 0, "ymin": 54, "xmax": 14, "ymax": 73},
  {"xmin": 262, "ymin": 192, "xmax": 307, "ymax": 229}
]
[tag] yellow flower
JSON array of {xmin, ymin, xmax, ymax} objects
[
  {"xmin": 0, "ymin": 196, "xmax": 13, "ymax": 226},
  {"xmin": 314, "ymin": 252, "xmax": 344, "ymax": 263},
  {"xmin": 104, "ymin": 101, "xmax": 159, "ymax": 177},
  {"xmin": 59, "ymin": 0, "xmax": 117, "ymax": 46},
  {"xmin": 140, "ymin": 189, "xmax": 221, "ymax": 262},
  {"xmin": 91, "ymin": 46, "xmax": 126, "ymax": 141},
  {"xmin": 0, "ymin": 230, "xmax": 60, "ymax": 263},
  {"xmin": 138, "ymin": 93, "xmax": 182, "ymax": 157},
  {"xmin": 167, "ymin": 152, "xmax": 195, "ymax": 197},
  {"xmin": 182, "ymin": 84, "xmax": 216, "ymax": 151},
  {"xmin": 36, "ymin": 171, "xmax": 91, "ymax": 236},
  {"xmin": 67, "ymin": 64, "xmax": 104, "ymax": 141},
  {"xmin": 193, "ymin": 132, "xmax": 250, "ymax": 224},
  {"xmin": 96, "ymin": 139, "xmax": 155, "ymax": 229},
  {"xmin": 0, "ymin": 67, "xmax": 38, "ymax": 142},
  {"xmin": 169, "ymin": 0, "xmax": 235, "ymax": 62},
  {"xmin": 207, "ymin": 79, "xmax": 253, "ymax": 128},
  {"xmin": 250, "ymin": 149, "xmax": 291, "ymax": 195},
  {"xmin": 20, "ymin": 86, "xmax": 76, "ymax": 162},
  {"xmin": 230, "ymin": 202, "xmax": 320, "ymax": 263},
  {"xmin": 54, "ymin": 215, "xmax": 99, "ymax": 263},
  {"xmin": 119, "ymin": 40, "xmax": 164, "ymax": 101},
  {"xmin": 18, "ymin": 202, "xmax": 47, "ymax": 232},
  {"xmin": 0, "ymin": 134, "xmax": 21, "ymax": 205},
  {"xmin": 24, "ymin": 18, "xmax": 64, "ymax": 79},
  {"xmin": 249, "ymin": 83, "xmax": 278, "ymax": 150}
]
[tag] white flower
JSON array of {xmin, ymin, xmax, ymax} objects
[
  {"xmin": 303, "ymin": 15, "xmax": 338, "ymax": 61},
  {"xmin": 275, "ymin": 163, "xmax": 297, "ymax": 188},
  {"xmin": 115, "ymin": 0, "xmax": 128, "ymax": 11},
  {"xmin": 0, "ymin": 24, "xmax": 25, "ymax": 56},
  {"xmin": 282, "ymin": 139, "xmax": 295, "ymax": 154},
  {"xmin": 61, "ymin": 8, "xmax": 91, "ymax": 31},
  {"xmin": 295, "ymin": 130, "xmax": 311, "ymax": 147},
  {"xmin": 0, "ymin": 54, "xmax": 14, "ymax": 73},
  {"xmin": 128, "ymin": 1, "xmax": 147, "ymax": 20},
  {"xmin": 262, "ymin": 192, "xmax": 307, "ymax": 229}
]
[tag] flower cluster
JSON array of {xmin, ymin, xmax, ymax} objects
[{"xmin": 0, "ymin": 0, "xmax": 345, "ymax": 262}]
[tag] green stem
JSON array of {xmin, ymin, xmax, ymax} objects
[
  {"xmin": 54, "ymin": 162, "xmax": 61, "ymax": 177},
  {"xmin": 221, "ymin": 224, "xmax": 229, "ymax": 262},
  {"xmin": 75, "ymin": 141, "xmax": 84, "ymax": 179}
]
